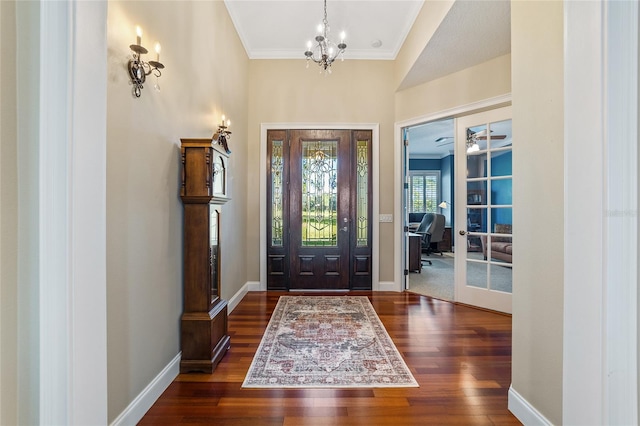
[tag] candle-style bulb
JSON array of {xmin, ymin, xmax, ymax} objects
[
  {"xmin": 340, "ymin": 31, "xmax": 346, "ymax": 42},
  {"xmin": 226, "ymin": 119, "xmax": 230, "ymax": 127},
  {"xmin": 155, "ymin": 43, "xmax": 161, "ymax": 61},
  {"xmin": 221, "ymin": 115, "xmax": 226, "ymax": 126},
  {"xmin": 307, "ymin": 40, "xmax": 312, "ymax": 50},
  {"xmin": 136, "ymin": 26, "xmax": 142, "ymax": 45}
]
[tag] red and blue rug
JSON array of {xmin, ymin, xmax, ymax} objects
[{"xmin": 242, "ymin": 296, "xmax": 418, "ymax": 388}]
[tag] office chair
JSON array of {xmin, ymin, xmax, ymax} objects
[{"xmin": 414, "ymin": 213, "xmax": 446, "ymax": 266}]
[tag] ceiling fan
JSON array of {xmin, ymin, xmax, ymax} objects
[
  {"xmin": 435, "ymin": 129, "xmax": 507, "ymax": 147},
  {"xmin": 471, "ymin": 129, "xmax": 507, "ymax": 140},
  {"xmin": 435, "ymin": 136, "xmax": 454, "ymax": 146}
]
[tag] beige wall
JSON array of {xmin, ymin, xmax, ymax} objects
[
  {"xmin": 395, "ymin": 54, "xmax": 511, "ymax": 122},
  {"xmin": 0, "ymin": 1, "xmax": 18, "ymax": 424},
  {"xmin": 246, "ymin": 59, "xmax": 397, "ymax": 283},
  {"xmin": 511, "ymin": 1, "xmax": 564, "ymax": 424},
  {"xmin": 106, "ymin": 1, "xmax": 248, "ymax": 421},
  {"xmin": 0, "ymin": 1, "xmax": 569, "ymax": 422}
]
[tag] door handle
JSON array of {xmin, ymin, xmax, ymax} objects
[
  {"xmin": 459, "ymin": 230, "xmax": 467, "ymax": 236},
  {"xmin": 341, "ymin": 226, "xmax": 348, "ymax": 232}
]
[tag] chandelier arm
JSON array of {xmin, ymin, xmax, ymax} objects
[{"xmin": 304, "ymin": 0, "xmax": 346, "ymax": 72}]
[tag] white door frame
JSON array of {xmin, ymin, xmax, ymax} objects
[
  {"xmin": 394, "ymin": 95, "xmax": 512, "ymax": 293},
  {"xmin": 259, "ymin": 123, "xmax": 380, "ymax": 291}
]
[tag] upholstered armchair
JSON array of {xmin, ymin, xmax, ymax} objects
[{"xmin": 481, "ymin": 223, "xmax": 512, "ymax": 263}]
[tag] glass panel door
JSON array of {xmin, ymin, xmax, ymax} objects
[
  {"xmin": 301, "ymin": 140, "xmax": 339, "ymax": 247},
  {"xmin": 455, "ymin": 106, "xmax": 513, "ymax": 313}
]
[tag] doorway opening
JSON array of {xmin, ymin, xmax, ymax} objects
[
  {"xmin": 404, "ymin": 119, "xmax": 455, "ymax": 300},
  {"xmin": 401, "ymin": 105, "xmax": 513, "ymax": 314}
]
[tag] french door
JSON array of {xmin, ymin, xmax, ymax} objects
[
  {"xmin": 267, "ymin": 129, "xmax": 372, "ymax": 290},
  {"xmin": 455, "ymin": 106, "xmax": 513, "ymax": 313}
]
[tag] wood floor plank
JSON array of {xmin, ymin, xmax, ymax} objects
[{"xmin": 140, "ymin": 291, "xmax": 521, "ymax": 425}]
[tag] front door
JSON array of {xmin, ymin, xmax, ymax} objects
[{"xmin": 267, "ymin": 129, "xmax": 372, "ymax": 290}]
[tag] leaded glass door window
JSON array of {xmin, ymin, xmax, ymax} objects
[
  {"xmin": 300, "ymin": 140, "xmax": 339, "ymax": 247},
  {"xmin": 266, "ymin": 129, "xmax": 372, "ymax": 290}
]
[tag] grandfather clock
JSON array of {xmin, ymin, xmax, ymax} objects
[{"xmin": 179, "ymin": 138, "xmax": 230, "ymax": 373}]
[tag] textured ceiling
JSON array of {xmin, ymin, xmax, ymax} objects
[{"xmin": 399, "ymin": 0, "xmax": 511, "ymax": 90}]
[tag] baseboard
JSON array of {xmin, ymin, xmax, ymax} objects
[
  {"xmin": 246, "ymin": 281, "xmax": 262, "ymax": 291},
  {"xmin": 110, "ymin": 283, "xmax": 260, "ymax": 425},
  {"xmin": 110, "ymin": 352, "xmax": 181, "ymax": 426},
  {"xmin": 228, "ymin": 283, "xmax": 249, "ymax": 314},
  {"xmin": 508, "ymin": 385, "xmax": 553, "ymax": 426},
  {"xmin": 378, "ymin": 281, "xmax": 401, "ymax": 292}
]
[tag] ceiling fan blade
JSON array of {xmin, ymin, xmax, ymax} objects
[
  {"xmin": 476, "ymin": 134, "xmax": 507, "ymax": 140},
  {"xmin": 434, "ymin": 136, "xmax": 453, "ymax": 143}
]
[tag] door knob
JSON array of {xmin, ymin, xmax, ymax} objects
[
  {"xmin": 341, "ymin": 226, "xmax": 348, "ymax": 232},
  {"xmin": 459, "ymin": 230, "xmax": 467, "ymax": 236}
]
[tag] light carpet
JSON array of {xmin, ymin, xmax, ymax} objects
[
  {"xmin": 242, "ymin": 296, "xmax": 419, "ymax": 388},
  {"xmin": 409, "ymin": 253, "xmax": 512, "ymax": 301}
]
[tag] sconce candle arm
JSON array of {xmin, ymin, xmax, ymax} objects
[{"xmin": 127, "ymin": 41, "xmax": 165, "ymax": 98}]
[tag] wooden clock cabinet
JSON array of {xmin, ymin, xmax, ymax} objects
[{"xmin": 179, "ymin": 138, "xmax": 230, "ymax": 373}]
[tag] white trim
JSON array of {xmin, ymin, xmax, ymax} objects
[
  {"xmin": 395, "ymin": 94, "xmax": 512, "ymax": 129},
  {"xmin": 39, "ymin": 1, "xmax": 72, "ymax": 422},
  {"xmin": 603, "ymin": 1, "xmax": 638, "ymax": 424},
  {"xmin": 259, "ymin": 123, "xmax": 380, "ymax": 291},
  {"xmin": 227, "ymin": 282, "xmax": 263, "ymax": 315},
  {"xmin": 561, "ymin": 0, "xmax": 640, "ymax": 422},
  {"xmin": 246, "ymin": 281, "xmax": 262, "ymax": 292},
  {"xmin": 378, "ymin": 281, "xmax": 400, "ymax": 292},
  {"xmin": 37, "ymin": 1, "xmax": 109, "ymax": 424},
  {"xmin": 228, "ymin": 282, "xmax": 250, "ymax": 314},
  {"xmin": 564, "ymin": 2, "xmax": 622, "ymax": 424},
  {"xmin": 508, "ymin": 386, "xmax": 553, "ymax": 426},
  {"xmin": 393, "ymin": 94, "xmax": 512, "ymax": 296},
  {"xmin": 109, "ymin": 353, "xmax": 181, "ymax": 426},
  {"xmin": 69, "ymin": 2, "xmax": 109, "ymax": 424}
]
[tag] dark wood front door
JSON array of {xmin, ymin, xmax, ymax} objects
[{"xmin": 267, "ymin": 129, "xmax": 372, "ymax": 290}]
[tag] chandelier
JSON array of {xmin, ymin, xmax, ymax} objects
[{"xmin": 304, "ymin": 0, "xmax": 347, "ymax": 73}]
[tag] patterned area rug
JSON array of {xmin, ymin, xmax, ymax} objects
[{"xmin": 242, "ymin": 296, "xmax": 418, "ymax": 388}]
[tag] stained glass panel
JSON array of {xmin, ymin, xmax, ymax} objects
[
  {"xmin": 356, "ymin": 140, "xmax": 368, "ymax": 247},
  {"xmin": 302, "ymin": 140, "xmax": 338, "ymax": 247},
  {"xmin": 271, "ymin": 140, "xmax": 284, "ymax": 246}
]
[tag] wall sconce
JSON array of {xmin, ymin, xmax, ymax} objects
[
  {"xmin": 128, "ymin": 26, "xmax": 165, "ymax": 98},
  {"xmin": 213, "ymin": 115, "xmax": 232, "ymax": 154}
]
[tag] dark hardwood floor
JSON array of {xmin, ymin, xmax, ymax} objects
[{"xmin": 139, "ymin": 291, "xmax": 521, "ymax": 425}]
